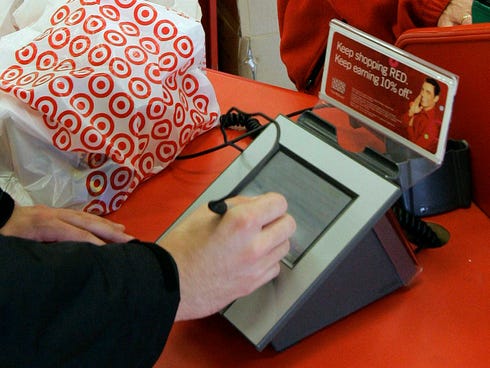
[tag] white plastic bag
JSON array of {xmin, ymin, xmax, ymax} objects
[
  {"xmin": 0, "ymin": 0, "xmax": 202, "ymax": 36},
  {"xmin": 0, "ymin": 0, "xmax": 219, "ymax": 214}
]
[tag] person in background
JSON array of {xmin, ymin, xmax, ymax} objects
[
  {"xmin": 277, "ymin": 0, "xmax": 474, "ymax": 93},
  {"xmin": 0, "ymin": 187, "xmax": 295, "ymax": 367}
]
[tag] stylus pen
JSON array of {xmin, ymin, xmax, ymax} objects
[
  {"xmin": 207, "ymin": 120, "xmax": 282, "ymax": 217},
  {"xmin": 208, "ymin": 199, "xmax": 228, "ymax": 215}
]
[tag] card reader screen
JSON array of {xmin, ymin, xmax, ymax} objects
[{"xmin": 239, "ymin": 149, "xmax": 355, "ymax": 267}]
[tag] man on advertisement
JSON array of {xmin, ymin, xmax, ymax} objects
[{"xmin": 401, "ymin": 77, "xmax": 442, "ymax": 152}]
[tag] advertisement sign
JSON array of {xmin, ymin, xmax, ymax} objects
[{"xmin": 320, "ymin": 20, "xmax": 458, "ymax": 164}]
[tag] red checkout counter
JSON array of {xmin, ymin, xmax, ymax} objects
[{"xmin": 107, "ymin": 70, "xmax": 490, "ymax": 368}]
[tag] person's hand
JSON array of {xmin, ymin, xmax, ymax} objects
[
  {"xmin": 438, "ymin": 0, "xmax": 473, "ymax": 26},
  {"xmin": 0, "ymin": 203, "xmax": 134, "ymax": 245},
  {"xmin": 159, "ymin": 192, "xmax": 296, "ymax": 321},
  {"xmin": 408, "ymin": 94, "xmax": 423, "ymax": 117}
]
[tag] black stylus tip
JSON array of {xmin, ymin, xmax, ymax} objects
[{"xmin": 208, "ymin": 199, "xmax": 228, "ymax": 215}]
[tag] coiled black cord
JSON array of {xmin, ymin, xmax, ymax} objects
[
  {"xmin": 392, "ymin": 204, "xmax": 446, "ymax": 252},
  {"xmin": 177, "ymin": 107, "xmax": 272, "ymax": 159},
  {"xmin": 219, "ymin": 109, "xmax": 263, "ymax": 138}
]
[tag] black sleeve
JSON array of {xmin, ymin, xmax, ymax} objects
[
  {"xmin": 0, "ymin": 188, "xmax": 15, "ymax": 228},
  {"xmin": 0, "ymin": 236, "xmax": 180, "ymax": 368}
]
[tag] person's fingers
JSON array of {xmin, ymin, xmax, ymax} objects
[
  {"xmin": 57, "ymin": 209, "xmax": 134, "ymax": 243},
  {"xmin": 226, "ymin": 192, "xmax": 289, "ymax": 228},
  {"xmin": 246, "ymin": 242, "xmax": 289, "ymax": 294},
  {"xmin": 460, "ymin": 13, "xmax": 472, "ymax": 24},
  {"xmin": 38, "ymin": 221, "xmax": 106, "ymax": 245},
  {"xmin": 245, "ymin": 222, "xmax": 293, "ymax": 272},
  {"xmin": 437, "ymin": 17, "xmax": 454, "ymax": 27}
]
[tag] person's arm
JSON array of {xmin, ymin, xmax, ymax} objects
[
  {"xmin": 0, "ymin": 188, "xmax": 133, "ymax": 245},
  {"xmin": 277, "ymin": 0, "xmax": 335, "ymax": 93},
  {"xmin": 0, "ymin": 237, "xmax": 179, "ymax": 367},
  {"xmin": 0, "ymin": 192, "xmax": 295, "ymax": 366}
]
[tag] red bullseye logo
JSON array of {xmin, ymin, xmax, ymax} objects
[
  {"xmin": 87, "ymin": 171, "xmax": 108, "ymax": 197},
  {"xmin": 152, "ymin": 119, "xmax": 172, "ymax": 139},
  {"xmin": 58, "ymin": 110, "xmax": 82, "ymax": 133},
  {"xmin": 182, "ymin": 74, "xmax": 199, "ymax": 96},
  {"xmin": 52, "ymin": 128, "xmax": 72, "ymax": 151},
  {"xmin": 17, "ymin": 72, "xmax": 38, "ymax": 86},
  {"xmin": 99, "ymin": 5, "xmax": 121, "ymax": 21},
  {"xmin": 49, "ymin": 76, "xmax": 74, "ymax": 97},
  {"xmin": 33, "ymin": 73, "xmax": 55, "ymax": 87},
  {"xmin": 84, "ymin": 200, "xmax": 107, "ymax": 215},
  {"xmin": 178, "ymin": 58, "xmax": 193, "ymax": 76},
  {"xmin": 179, "ymin": 124, "xmax": 194, "ymax": 147},
  {"xmin": 50, "ymin": 5, "xmax": 70, "ymax": 25},
  {"xmin": 125, "ymin": 45, "xmax": 148, "ymax": 65},
  {"xmin": 129, "ymin": 77, "xmax": 151, "ymax": 99},
  {"xmin": 34, "ymin": 27, "xmax": 54, "ymax": 41},
  {"xmin": 153, "ymin": 20, "xmax": 177, "ymax": 41},
  {"xmin": 70, "ymin": 35, "xmax": 91, "ymax": 57},
  {"xmin": 65, "ymin": 7, "xmax": 86, "ymax": 26},
  {"xmin": 193, "ymin": 95, "xmax": 210, "ymax": 114},
  {"xmin": 12, "ymin": 87, "xmax": 34, "ymax": 105},
  {"xmin": 161, "ymin": 85, "xmax": 174, "ymax": 105},
  {"xmin": 1, "ymin": 65, "xmax": 23, "ymax": 82},
  {"xmin": 129, "ymin": 112, "xmax": 146, "ymax": 136},
  {"xmin": 173, "ymin": 103, "xmax": 186, "ymax": 127},
  {"xmin": 87, "ymin": 153, "xmax": 108, "ymax": 168},
  {"xmin": 111, "ymin": 166, "xmax": 132, "ymax": 190},
  {"xmin": 49, "ymin": 27, "xmax": 71, "ymax": 49},
  {"xmin": 190, "ymin": 109, "xmax": 205, "ymax": 126},
  {"xmin": 137, "ymin": 134, "xmax": 149, "ymax": 152},
  {"xmin": 204, "ymin": 112, "xmax": 219, "ymax": 130},
  {"xmin": 139, "ymin": 37, "xmax": 160, "ymax": 55},
  {"xmin": 179, "ymin": 90, "xmax": 189, "ymax": 111},
  {"xmin": 16, "ymin": 43, "xmax": 37, "ymax": 65},
  {"xmin": 138, "ymin": 152, "xmax": 155, "ymax": 176},
  {"xmin": 84, "ymin": 15, "xmax": 106, "ymax": 34},
  {"xmin": 119, "ymin": 21, "xmax": 141, "ymax": 37},
  {"xmin": 70, "ymin": 93, "xmax": 94, "ymax": 117},
  {"xmin": 109, "ymin": 92, "xmax": 134, "ymax": 118},
  {"xmin": 37, "ymin": 51, "xmax": 58, "ymax": 70},
  {"xmin": 109, "ymin": 192, "xmax": 129, "ymax": 212},
  {"xmin": 81, "ymin": 126, "xmax": 106, "ymax": 150},
  {"xmin": 35, "ymin": 96, "xmax": 58, "ymax": 120},
  {"xmin": 164, "ymin": 73, "xmax": 179, "ymax": 91},
  {"xmin": 106, "ymin": 133, "xmax": 135, "ymax": 163},
  {"xmin": 159, "ymin": 52, "xmax": 177, "ymax": 71},
  {"xmin": 156, "ymin": 140, "xmax": 177, "ymax": 163},
  {"xmin": 174, "ymin": 36, "xmax": 194, "ymax": 58},
  {"xmin": 89, "ymin": 44, "xmax": 112, "ymax": 66},
  {"xmin": 134, "ymin": 3, "xmax": 157, "ymax": 25},
  {"xmin": 89, "ymin": 73, "xmax": 114, "ymax": 98},
  {"xmin": 109, "ymin": 57, "xmax": 132, "ymax": 78},
  {"xmin": 104, "ymin": 30, "xmax": 127, "ymax": 47},
  {"xmin": 55, "ymin": 59, "xmax": 76, "ymax": 72},
  {"xmin": 145, "ymin": 63, "xmax": 161, "ymax": 84},
  {"xmin": 146, "ymin": 97, "xmax": 166, "ymax": 119},
  {"xmin": 115, "ymin": 0, "xmax": 137, "ymax": 8},
  {"xmin": 91, "ymin": 113, "xmax": 115, "ymax": 136},
  {"xmin": 42, "ymin": 115, "xmax": 58, "ymax": 130},
  {"xmin": 70, "ymin": 66, "xmax": 95, "ymax": 79}
]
